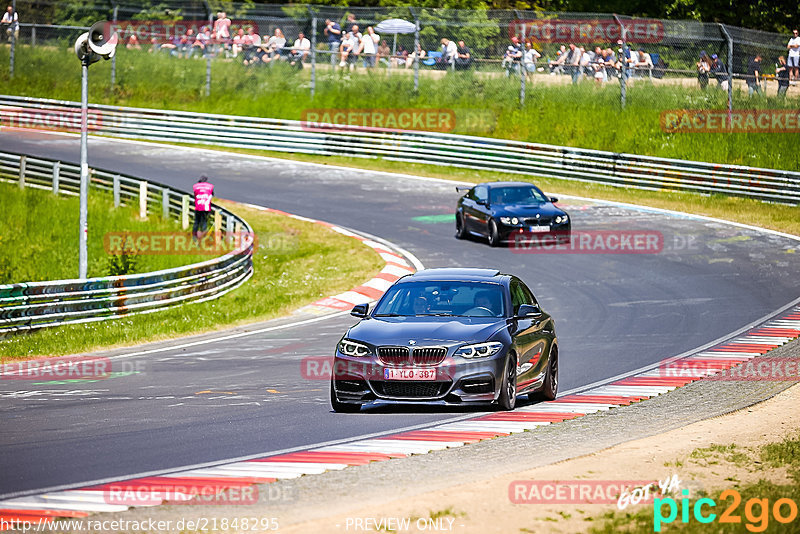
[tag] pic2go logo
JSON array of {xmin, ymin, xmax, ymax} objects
[{"xmin": 654, "ymin": 489, "xmax": 799, "ymax": 532}]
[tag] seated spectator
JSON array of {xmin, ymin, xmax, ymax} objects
[
  {"xmin": 501, "ymin": 36, "xmax": 523, "ymax": 76},
  {"xmin": 358, "ymin": 26, "xmax": 380, "ymax": 68},
  {"xmin": 456, "ymin": 40, "xmax": 473, "ymax": 70},
  {"xmin": 394, "ymin": 44, "xmax": 409, "ymax": 68},
  {"xmin": 696, "ymin": 51, "xmax": 711, "ymax": 89},
  {"xmin": 261, "ymin": 28, "xmax": 287, "ymax": 64},
  {"xmin": 178, "ymin": 28, "xmax": 195, "ymax": 58},
  {"xmin": 126, "ymin": 34, "xmax": 141, "ymax": 50},
  {"xmin": 437, "ymin": 38, "xmax": 457, "ymax": 69},
  {"xmin": 339, "ymin": 30, "xmax": 360, "ymax": 69},
  {"xmin": 405, "ymin": 43, "xmax": 425, "ymax": 69},
  {"xmin": 241, "ymin": 27, "xmax": 262, "ymax": 65},
  {"xmin": 190, "ymin": 27, "xmax": 210, "ymax": 58},
  {"xmin": 232, "ymin": 28, "xmax": 246, "ymax": 57},
  {"xmin": 548, "ymin": 45, "xmax": 566, "ymax": 74},
  {"xmin": 522, "ymin": 41, "xmax": 540, "ymax": 79},
  {"xmin": 288, "ymin": 32, "xmax": 311, "ymax": 68},
  {"xmin": 776, "ymin": 56, "xmax": 790, "ymax": 96},
  {"xmin": 711, "ymin": 53, "xmax": 729, "ymax": 91},
  {"xmin": 634, "ymin": 49, "xmax": 653, "ymax": 77},
  {"xmin": 377, "ymin": 39, "xmax": 391, "ymax": 67}
]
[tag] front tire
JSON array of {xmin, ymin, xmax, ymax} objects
[
  {"xmin": 531, "ymin": 345, "xmax": 558, "ymax": 402},
  {"xmin": 330, "ymin": 380, "xmax": 362, "ymax": 413},
  {"xmin": 488, "ymin": 219, "xmax": 501, "ymax": 247},
  {"xmin": 455, "ymin": 212, "xmax": 467, "ymax": 239},
  {"xmin": 496, "ymin": 354, "xmax": 517, "ymax": 411}
]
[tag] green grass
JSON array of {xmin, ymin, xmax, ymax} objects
[
  {"xmin": 0, "ymin": 199, "xmax": 383, "ymax": 358},
  {"xmin": 2, "ymin": 45, "xmax": 799, "ymax": 172},
  {"xmin": 0, "ymin": 181, "xmax": 207, "ymax": 283}
]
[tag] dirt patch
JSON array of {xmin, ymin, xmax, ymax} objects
[{"xmin": 279, "ymin": 383, "xmax": 800, "ymax": 533}]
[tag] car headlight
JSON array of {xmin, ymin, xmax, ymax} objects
[
  {"xmin": 338, "ymin": 339, "xmax": 371, "ymax": 357},
  {"xmin": 554, "ymin": 215, "xmax": 569, "ymax": 224},
  {"xmin": 455, "ymin": 341, "xmax": 504, "ymax": 359},
  {"xmin": 499, "ymin": 217, "xmax": 520, "ymax": 226}
]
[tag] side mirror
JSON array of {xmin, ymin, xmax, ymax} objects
[
  {"xmin": 350, "ymin": 303, "xmax": 369, "ymax": 318},
  {"xmin": 549, "ymin": 196, "xmax": 559, "ymax": 203},
  {"xmin": 516, "ymin": 304, "xmax": 542, "ymax": 318}
]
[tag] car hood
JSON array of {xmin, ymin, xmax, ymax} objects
[
  {"xmin": 347, "ymin": 316, "xmax": 508, "ymax": 347},
  {"xmin": 494, "ymin": 203, "xmax": 564, "ymax": 217}
]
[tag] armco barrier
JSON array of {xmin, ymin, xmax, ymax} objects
[
  {"xmin": 1, "ymin": 94, "xmax": 799, "ymax": 204},
  {"xmin": 0, "ymin": 150, "xmax": 254, "ymax": 337}
]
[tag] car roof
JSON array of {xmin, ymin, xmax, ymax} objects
[
  {"xmin": 479, "ymin": 181, "xmax": 540, "ymax": 189},
  {"xmin": 401, "ymin": 268, "xmax": 504, "ymax": 282}
]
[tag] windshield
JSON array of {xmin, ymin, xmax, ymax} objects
[
  {"xmin": 489, "ymin": 186, "xmax": 547, "ymax": 205},
  {"xmin": 373, "ymin": 281, "xmax": 506, "ymax": 318}
]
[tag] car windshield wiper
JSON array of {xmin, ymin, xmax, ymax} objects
[
  {"xmin": 416, "ymin": 313, "xmax": 456, "ymax": 317},
  {"xmin": 374, "ymin": 313, "xmax": 405, "ymax": 317}
]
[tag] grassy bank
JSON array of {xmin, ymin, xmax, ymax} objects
[
  {"xmin": 1, "ymin": 45, "xmax": 799, "ymax": 172},
  {"xmin": 0, "ymin": 181, "xmax": 208, "ymax": 283},
  {"xmin": 0, "ymin": 199, "xmax": 383, "ymax": 358}
]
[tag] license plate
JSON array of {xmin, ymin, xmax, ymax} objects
[
  {"xmin": 384, "ymin": 368, "xmax": 437, "ymax": 381},
  {"xmin": 529, "ymin": 226, "xmax": 550, "ymax": 233}
]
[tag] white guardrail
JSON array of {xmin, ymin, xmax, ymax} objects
[
  {"xmin": 0, "ymin": 150, "xmax": 254, "ymax": 338},
  {"xmin": 2, "ymin": 94, "xmax": 799, "ymax": 204}
]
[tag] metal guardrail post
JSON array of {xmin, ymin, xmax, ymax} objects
[
  {"xmin": 113, "ymin": 174, "xmax": 120, "ymax": 207},
  {"xmin": 213, "ymin": 209, "xmax": 222, "ymax": 248},
  {"xmin": 226, "ymin": 212, "xmax": 234, "ymax": 240},
  {"xmin": 18, "ymin": 155, "xmax": 25, "ymax": 188},
  {"xmin": 52, "ymin": 161, "xmax": 60, "ymax": 195},
  {"xmin": 182, "ymin": 194, "xmax": 190, "ymax": 230},
  {"xmin": 162, "ymin": 187, "xmax": 170, "ymax": 219},
  {"xmin": 138, "ymin": 181, "xmax": 147, "ymax": 218}
]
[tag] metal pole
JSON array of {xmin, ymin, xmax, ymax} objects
[
  {"xmin": 79, "ymin": 59, "xmax": 90, "ymax": 279},
  {"xmin": 613, "ymin": 14, "xmax": 627, "ymax": 109},
  {"xmin": 310, "ymin": 10, "xmax": 317, "ymax": 99},
  {"xmin": 719, "ymin": 24, "xmax": 734, "ymax": 128},
  {"xmin": 204, "ymin": 1, "xmax": 212, "ymax": 97},
  {"xmin": 9, "ymin": 0, "xmax": 16, "ymax": 78},
  {"xmin": 110, "ymin": 3, "xmax": 118, "ymax": 88},
  {"xmin": 518, "ymin": 15, "xmax": 526, "ymax": 107},
  {"xmin": 410, "ymin": 8, "xmax": 419, "ymax": 93}
]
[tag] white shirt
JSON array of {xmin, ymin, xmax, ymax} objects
[
  {"xmin": 293, "ymin": 37, "xmax": 310, "ymax": 51},
  {"xmin": 789, "ymin": 36, "xmax": 800, "ymax": 58},
  {"xmin": 1, "ymin": 10, "xmax": 18, "ymax": 30},
  {"xmin": 360, "ymin": 33, "xmax": 378, "ymax": 54},
  {"xmin": 523, "ymin": 48, "xmax": 540, "ymax": 65},
  {"xmin": 445, "ymin": 40, "xmax": 457, "ymax": 59}
]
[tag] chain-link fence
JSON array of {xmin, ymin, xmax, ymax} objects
[{"xmin": 2, "ymin": 2, "xmax": 799, "ymax": 148}]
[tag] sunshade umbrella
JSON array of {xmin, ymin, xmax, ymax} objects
[{"xmin": 375, "ymin": 18, "xmax": 417, "ymax": 57}]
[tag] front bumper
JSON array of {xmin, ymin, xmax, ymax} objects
[{"xmin": 332, "ymin": 351, "xmax": 507, "ymax": 405}]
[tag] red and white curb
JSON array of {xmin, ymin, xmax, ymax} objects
[
  {"xmin": 242, "ymin": 205, "xmax": 416, "ymax": 315},
  {"xmin": 2, "ymin": 306, "xmax": 797, "ymax": 528}
]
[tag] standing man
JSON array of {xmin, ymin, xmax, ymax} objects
[
  {"xmin": 746, "ymin": 54, "xmax": 762, "ymax": 96},
  {"xmin": 1, "ymin": 5, "xmax": 18, "ymax": 43},
  {"xmin": 323, "ymin": 18, "xmax": 341, "ymax": 66},
  {"xmin": 192, "ymin": 175, "xmax": 214, "ymax": 242},
  {"xmin": 787, "ymin": 29, "xmax": 800, "ymax": 83}
]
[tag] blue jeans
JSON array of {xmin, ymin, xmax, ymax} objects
[{"xmin": 328, "ymin": 42, "xmax": 339, "ymax": 65}]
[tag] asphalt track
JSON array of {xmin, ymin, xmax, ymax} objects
[{"xmin": 1, "ymin": 130, "xmax": 799, "ymax": 498}]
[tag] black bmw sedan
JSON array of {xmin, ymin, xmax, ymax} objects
[
  {"xmin": 330, "ymin": 268, "xmax": 559, "ymax": 412},
  {"xmin": 455, "ymin": 182, "xmax": 570, "ymax": 247}
]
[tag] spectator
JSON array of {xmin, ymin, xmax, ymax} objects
[
  {"xmin": 394, "ymin": 44, "xmax": 409, "ymax": 68},
  {"xmin": 603, "ymin": 47, "xmax": 618, "ymax": 79},
  {"xmin": 213, "ymin": 12, "xmax": 231, "ymax": 43},
  {"xmin": 358, "ymin": 26, "xmax": 380, "ymax": 68},
  {"xmin": 747, "ymin": 54, "xmax": 762, "ymax": 96},
  {"xmin": 634, "ymin": 49, "xmax": 653, "ymax": 77},
  {"xmin": 405, "ymin": 43, "xmax": 425, "ymax": 69},
  {"xmin": 502, "ymin": 36, "xmax": 523, "ymax": 76},
  {"xmin": 591, "ymin": 46, "xmax": 606, "ymax": 84},
  {"xmin": 787, "ymin": 29, "xmax": 799, "ymax": 83},
  {"xmin": 617, "ymin": 39, "xmax": 633, "ymax": 79},
  {"xmin": 377, "ymin": 39, "xmax": 391, "ymax": 67},
  {"xmin": 344, "ymin": 13, "xmax": 358, "ymax": 34},
  {"xmin": 261, "ymin": 28, "xmax": 286, "ymax": 64},
  {"xmin": 438, "ymin": 38, "xmax": 457, "ymax": 69},
  {"xmin": 126, "ymin": 34, "xmax": 141, "ymax": 50},
  {"xmin": 232, "ymin": 28, "xmax": 246, "ymax": 57},
  {"xmin": 566, "ymin": 43, "xmax": 581, "ymax": 84},
  {"xmin": 192, "ymin": 27, "xmax": 212, "ymax": 58},
  {"xmin": 579, "ymin": 46, "xmax": 592, "ymax": 78},
  {"xmin": 289, "ymin": 32, "xmax": 310, "ymax": 68},
  {"xmin": 241, "ymin": 27, "xmax": 262, "ymax": 65},
  {"xmin": 548, "ymin": 45, "xmax": 566, "ymax": 74},
  {"xmin": 192, "ymin": 176, "xmax": 214, "ymax": 243},
  {"xmin": 456, "ymin": 40, "xmax": 472, "ymax": 70},
  {"xmin": 711, "ymin": 54, "xmax": 729, "ymax": 91},
  {"xmin": 696, "ymin": 51, "xmax": 711, "ymax": 89},
  {"xmin": 179, "ymin": 28, "xmax": 195, "ymax": 58},
  {"xmin": 339, "ymin": 30, "xmax": 360, "ymax": 69},
  {"xmin": 323, "ymin": 19, "xmax": 342, "ymax": 66},
  {"xmin": 522, "ymin": 41, "xmax": 540, "ymax": 78},
  {"xmin": 1, "ymin": 5, "xmax": 18, "ymax": 43},
  {"xmin": 776, "ymin": 56, "xmax": 790, "ymax": 96}
]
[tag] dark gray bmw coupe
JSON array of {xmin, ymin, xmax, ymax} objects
[{"xmin": 330, "ymin": 268, "xmax": 558, "ymax": 412}]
